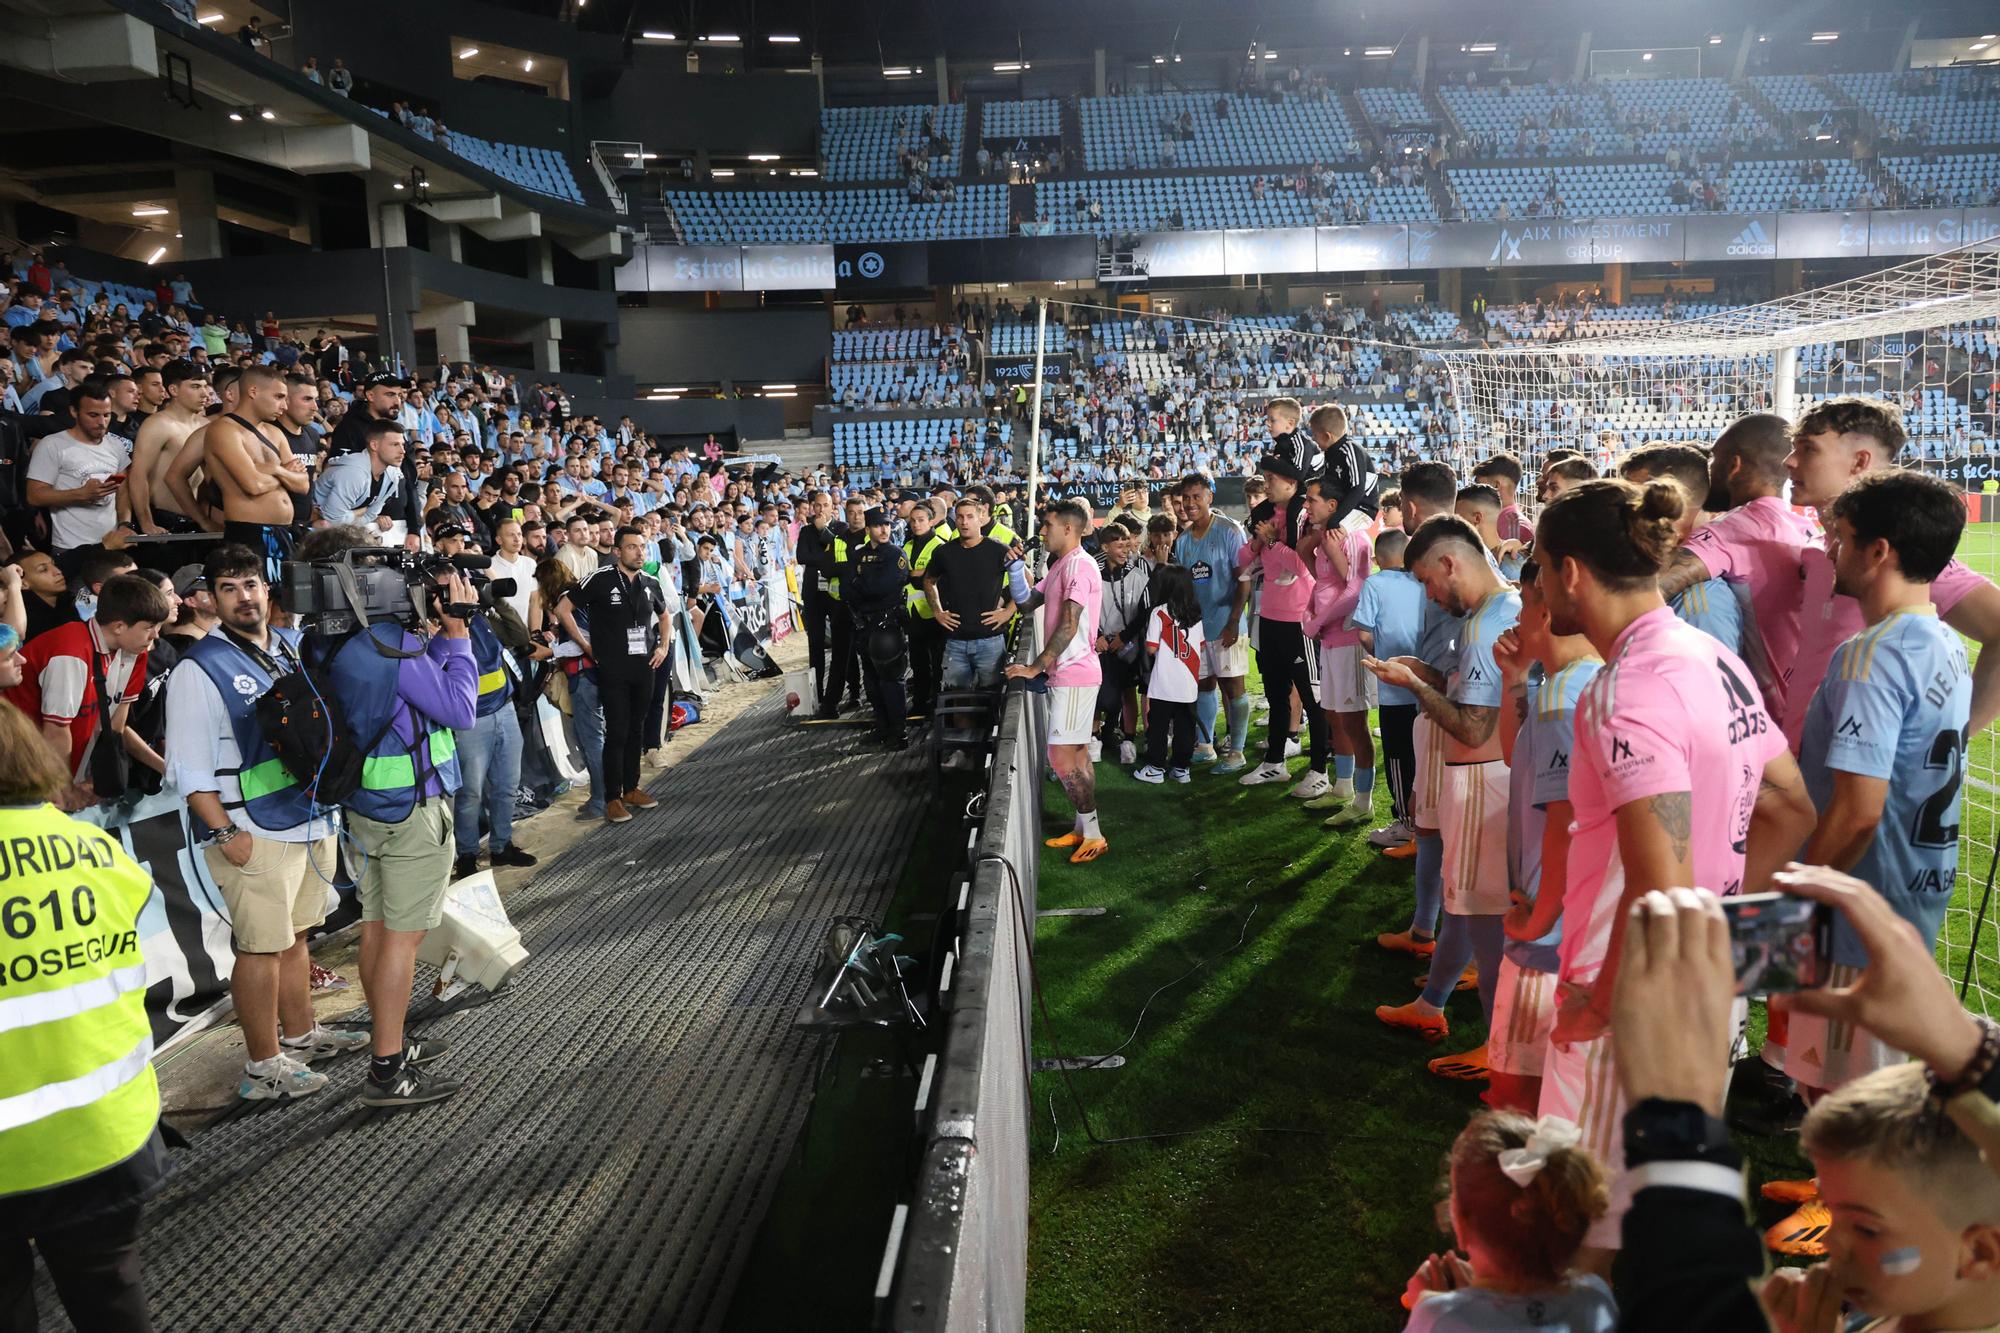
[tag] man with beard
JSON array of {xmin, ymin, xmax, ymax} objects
[{"xmin": 201, "ymin": 366, "xmax": 309, "ymax": 564}]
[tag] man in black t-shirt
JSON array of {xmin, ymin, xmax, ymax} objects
[
  {"xmin": 555, "ymin": 525, "xmax": 671, "ymax": 825},
  {"xmin": 923, "ymin": 497, "xmax": 1014, "ymax": 693}
]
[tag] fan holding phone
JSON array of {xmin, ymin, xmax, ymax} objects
[{"xmin": 23, "ymin": 381, "xmax": 128, "ymax": 556}]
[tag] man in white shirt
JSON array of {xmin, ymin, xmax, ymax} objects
[
  {"xmin": 25, "ymin": 381, "xmax": 126, "ymax": 562},
  {"xmin": 488, "ymin": 518, "xmax": 538, "ymax": 622}
]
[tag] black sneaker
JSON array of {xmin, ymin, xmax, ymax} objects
[
  {"xmin": 490, "ymin": 843, "xmax": 538, "ymax": 869},
  {"xmin": 404, "ymin": 1039, "xmax": 450, "ymax": 1067},
  {"xmin": 451, "ymin": 853, "xmax": 480, "ymax": 881},
  {"xmin": 359, "ymin": 1062, "xmax": 462, "ymax": 1108}
]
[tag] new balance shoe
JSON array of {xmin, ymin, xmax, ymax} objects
[
  {"xmin": 359, "ymin": 1062, "xmax": 463, "ymax": 1108},
  {"xmin": 1133, "ymin": 765, "xmax": 1167, "ymax": 785},
  {"xmin": 1167, "ymin": 767, "xmax": 1191, "ymax": 784},
  {"xmin": 1368, "ymin": 819, "xmax": 1417, "ymax": 847},
  {"xmin": 1117, "ymin": 739, "xmax": 1137, "ymax": 766},
  {"xmin": 1211, "ymin": 749, "xmax": 1249, "ymax": 776},
  {"xmin": 240, "ymin": 1055, "xmax": 328, "ymax": 1102},
  {"xmin": 1238, "ymin": 761, "xmax": 1290, "ymax": 786},
  {"xmin": 1191, "ymin": 743, "xmax": 1218, "ymax": 765},
  {"xmin": 1288, "ymin": 771, "xmax": 1332, "ymax": 800},
  {"xmin": 403, "ymin": 1039, "xmax": 450, "ymax": 1067},
  {"xmin": 282, "ymin": 1026, "xmax": 369, "ymax": 1065}
]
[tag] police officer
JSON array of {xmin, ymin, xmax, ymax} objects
[
  {"xmin": 293, "ymin": 523, "xmax": 478, "ymax": 1108},
  {"xmin": 902, "ymin": 500, "xmax": 945, "ymax": 719},
  {"xmin": 826, "ymin": 494, "xmax": 868, "ymax": 715},
  {"xmin": 451, "ymin": 600, "xmax": 537, "ymax": 881},
  {"xmin": 847, "ymin": 507, "xmax": 912, "ymax": 751},
  {"xmin": 0, "ymin": 701, "xmax": 165, "ymax": 1331}
]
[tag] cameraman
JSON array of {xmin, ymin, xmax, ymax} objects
[
  {"xmin": 448, "ymin": 539, "xmax": 537, "ymax": 880},
  {"xmin": 291, "ymin": 524, "xmax": 478, "ymax": 1108}
]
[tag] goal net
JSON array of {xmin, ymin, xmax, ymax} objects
[{"xmin": 1433, "ymin": 241, "xmax": 2000, "ymax": 1014}]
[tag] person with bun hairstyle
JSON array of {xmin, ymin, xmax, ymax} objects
[
  {"xmin": 1531, "ymin": 478, "xmax": 1817, "ymax": 1269},
  {"xmin": 1400, "ymin": 1111, "xmax": 1617, "ymax": 1331}
]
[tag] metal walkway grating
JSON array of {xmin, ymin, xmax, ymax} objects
[{"xmin": 52, "ymin": 696, "xmax": 928, "ymax": 1332}]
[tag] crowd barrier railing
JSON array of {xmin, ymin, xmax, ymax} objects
[{"xmin": 883, "ymin": 638, "xmax": 1042, "ymax": 1331}]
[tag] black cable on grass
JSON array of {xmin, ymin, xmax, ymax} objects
[{"xmin": 981, "ymin": 853, "xmax": 1431, "ymax": 1151}]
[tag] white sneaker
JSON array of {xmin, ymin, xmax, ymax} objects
[
  {"xmin": 1191, "ymin": 743, "xmax": 1218, "ymax": 764},
  {"xmin": 1238, "ymin": 761, "xmax": 1290, "ymax": 786},
  {"xmin": 1118, "ymin": 739, "xmax": 1137, "ymax": 765},
  {"xmin": 1283, "ymin": 736, "xmax": 1303, "ymax": 758},
  {"xmin": 1289, "ymin": 771, "xmax": 1332, "ymax": 800},
  {"xmin": 1133, "ymin": 765, "xmax": 1166, "ymax": 784},
  {"xmin": 1087, "ymin": 738, "xmax": 1103, "ymax": 762},
  {"xmin": 1168, "ymin": 767, "xmax": 1192, "ymax": 784},
  {"xmin": 1368, "ymin": 818, "xmax": 1416, "ymax": 848},
  {"xmin": 239, "ymin": 1054, "xmax": 328, "ymax": 1102}
]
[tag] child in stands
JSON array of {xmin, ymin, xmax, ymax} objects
[
  {"xmin": 1134, "ymin": 564, "xmax": 1204, "ymax": 785},
  {"xmin": 1401, "ymin": 1111, "xmax": 1616, "ymax": 1332}
]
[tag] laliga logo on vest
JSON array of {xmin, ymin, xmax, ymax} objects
[{"xmin": 233, "ymin": 674, "xmax": 259, "ymax": 696}]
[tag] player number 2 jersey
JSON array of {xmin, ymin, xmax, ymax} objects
[{"xmin": 1798, "ymin": 605, "xmax": 1970, "ymax": 969}]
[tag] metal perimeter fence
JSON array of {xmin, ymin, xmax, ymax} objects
[{"xmin": 880, "ymin": 637, "xmax": 1044, "ymax": 1331}]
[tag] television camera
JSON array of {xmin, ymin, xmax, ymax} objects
[{"xmin": 283, "ymin": 544, "xmax": 516, "ymax": 636}]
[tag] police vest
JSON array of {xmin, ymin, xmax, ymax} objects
[
  {"xmin": 903, "ymin": 533, "xmax": 941, "ymax": 618},
  {"xmin": 322, "ymin": 623, "xmax": 463, "ymax": 822},
  {"xmin": 468, "ymin": 618, "xmax": 515, "ymax": 719},
  {"xmin": 0, "ymin": 804, "xmax": 159, "ymax": 1196},
  {"xmin": 829, "ymin": 535, "xmax": 850, "ymax": 602},
  {"xmin": 987, "ymin": 520, "xmax": 1020, "ymax": 548},
  {"xmin": 182, "ymin": 625, "xmax": 319, "ymax": 832}
]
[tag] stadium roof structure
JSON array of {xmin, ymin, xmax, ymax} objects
[{"xmin": 1463, "ymin": 239, "xmax": 2000, "ymax": 359}]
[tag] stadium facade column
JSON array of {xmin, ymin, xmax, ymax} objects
[
  {"xmin": 1093, "ymin": 49, "xmax": 1106, "ymax": 98},
  {"xmin": 434, "ymin": 222, "xmax": 463, "ymax": 263},
  {"xmin": 1437, "ymin": 268, "xmax": 1462, "ymax": 316},
  {"xmin": 364, "ymin": 177, "xmax": 408, "ymax": 250},
  {"xmin": 433, "ymin": 300, "xmax": 475, "ymax": 365},
  {"xmin": 530, "ymin": 319, "xmax": 563, "ymax": 373},
  {"xmin": 1413, "ymin": 35, "xmax": 1429, "ymax": 87},
  {"xmin": 1602, "ymin": 263, "xmax": 1625, "ymax": 305},
  {"xmin": 173, "ymin": 166, "xmax": 222, "ymax": 261},
  {"xmin": 1570, "ymin": 31, "xmax": 1592, "ymax": 83},
  {"xmin": 936, "ymin": 56, "xmax": 948, "ymax": 107}
]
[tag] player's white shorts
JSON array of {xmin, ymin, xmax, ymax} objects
[
  {"xmin": 1047, "ymin": 685, "xmax": 1095, "ymax": 747},
  {"xmin": 1539, "ymin": 1031, "xmax": 1629, "ymax": 1251},
  {"xmin": 1200, "ymin": 636, "xmax": 1250, "ymax": 680},
  {"xmin": 1487, "ymin": 958, "xmax": 1555, "ymax": 1077},
  {"xmin": 1316, "ymin": 641, "xmax": 1377, "ymax": 713},
  {"xmin": 1441, "ymin": 759, "xmax": 1511, "ymax": 916},
  {"xmin": 1412, "ymin": 715, "xmax": 1446, "ymax": 830},
  {"xmin": 1783, "ymin": 964, "xmax": 1907, "ymax": 1092}
]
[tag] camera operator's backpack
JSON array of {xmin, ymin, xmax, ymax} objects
[{"xmin": 250, "ymin": 631, "xmax": 397, "ymax": 807}]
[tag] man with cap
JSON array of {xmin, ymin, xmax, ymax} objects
[
  {"xmin": 161, "ymin": 562, "xmax": 217, "ymax": 656},
  {"xmin": 846, "ymin": 506, "xmax": 913, "ymax": 750}
]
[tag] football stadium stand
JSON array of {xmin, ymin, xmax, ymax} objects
[
  {"xmin": 1078, "ymin": 91, "xmax": 1363, "ymax": 170},
  {"xmin": 820, "ymin": 103, "xmax": 965, "ymax": 182}
]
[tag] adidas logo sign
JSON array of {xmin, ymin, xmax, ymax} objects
[{"xmin": 1725, "ymin": 219, "xmax": 1776, "ymax": 257}]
